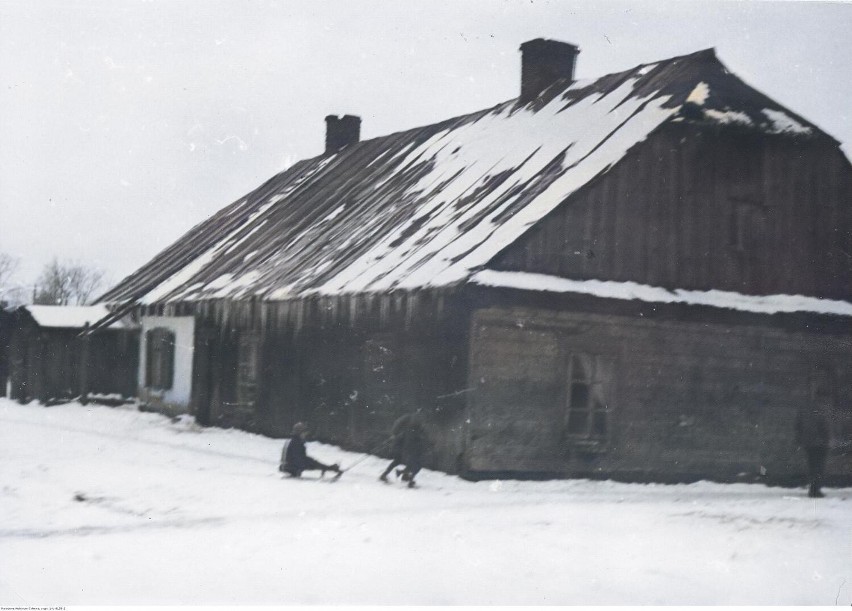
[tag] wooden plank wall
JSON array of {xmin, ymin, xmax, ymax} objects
[
  {"xmin": 464, "ymin": 303, "xmax": 852, "ymax": 484},
  {"xmin": 8, "ymin": 322, "xmax": 139, "ymax": 403},
  {"xmin": 192, "ymin": 297, "xmax": 472, "ymax": 473},
  {"xmin": 87, "ymin": 331, "xmax": 139, "ymax": 398},
  {"xmin": 8, "ymin": 320, "xmax": 36, "ymax": 401},
  {"xmin": 493, "ymin": 126, "xmax": 852, "ymax": 301},
  {"xmin": 0, "ymin": 310, "xmax": 11, "ymax": 397},
  {"xmin": 8, "ymin": 324, "xmax": 77, "ymax": 403}
]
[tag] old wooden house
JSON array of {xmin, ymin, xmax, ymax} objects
[
  {"xmin": 8, "ymin": 305, "xmax": 138, "ymax": 405},
  {"xmin": 97, "ymin": 39, "xmax": 852, "ymax": 484}
]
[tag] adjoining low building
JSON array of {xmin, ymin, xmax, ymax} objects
[
  {"xmin": 8, "ymin": 305, "xmax": 138, "ymax": 405},
  {"xmin": 96, "ymin": 39, "xmax": 852, "ymax": 484}
]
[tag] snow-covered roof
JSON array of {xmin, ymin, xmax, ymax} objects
[
  {"xmin": 100, "ymin": 48, "xmax": 830, "ymax": 306},
  {"xmin": 471, "ymin": 270, "xmax": 852, "ymax": 318},
  {"xmin": 23, "ymin": 305, "xmax": 135, "ymax": 329}
]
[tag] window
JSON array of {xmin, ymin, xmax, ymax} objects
[
  {"xmin": 237, "ymin": 333, "xmax": 261, "ymax": 406},
  {"xmin": 145, "ymin": 328, "xmax": 175, "ymax": 390},
  {"xmin": 564, "ymin": 355, "xmax": 611, "ymax": 443}
]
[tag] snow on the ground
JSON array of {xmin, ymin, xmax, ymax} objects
[{"xmin": 1, "ymin": 398, "xmax": 849, "ymax": 605}]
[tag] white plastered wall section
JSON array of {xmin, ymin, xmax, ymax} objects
[{"xmin": 138, "ymin": 316, "xmax": 195, "ymax": 411}]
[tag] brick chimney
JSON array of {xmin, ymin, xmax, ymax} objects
[
  {"xmin": 325, "ymin": 115, "xmax": 361, "ymax": 154},
  {"xmin": 519, "ymin": 38, "xmax": 580, "ymax": 104}
]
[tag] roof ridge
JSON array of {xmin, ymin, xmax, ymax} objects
[{"xmin": 315, "ymin": 47, "xmax": 724, "ymax": 162}]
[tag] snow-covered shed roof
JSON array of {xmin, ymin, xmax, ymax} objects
[
  {"xmin": 23, "ymin": 305, "xmax": 136, "ymax": 329},
  {"xmin": 100, "ymin": 48, "xmax": 832, "ymax": 306}
]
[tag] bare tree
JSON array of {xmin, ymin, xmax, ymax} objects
[
  {"xmin": 33, "ymin": 258, "xmax": 105, "ymax": 306},
  {"xmin": 67, "ymin": 264, "xmax": 106, "ymax": 305},
  {"xmin": 0, "ymin": 252, "xmax": 26, "ymax": 308},
  {"xmin": 0, "ymin": 253, "xmax": 17, "ymax": 287}
]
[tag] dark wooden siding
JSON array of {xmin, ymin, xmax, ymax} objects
[
  {"xmin": 8, "ymin": 318, "xmax": 137, "ymax": 403},
  {"xmin": 492, "ymin": 125, "xmax": 852, "ymax": 300},
  {"xmin": 189, "ymin": 294, "xmax": 472, "ymax": 473},
  {"xmin": 86, "ymin": 331, "xmax": 139, "ymax": 398},
  {"xmin": 0, "ymin": 309, "xmax": 12, "ymax": 397},
  {"xmin": 463, "ymin": 301, "xmax": 852, "ymax": 484}
]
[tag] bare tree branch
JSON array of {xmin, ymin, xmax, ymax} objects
[
  {"xmin": 33, "ymin": 258, "xmax": 106, "ymax": 306},
  {"xmin": 0, "ymin": 252, "xmax": 27, "ymax": 307},
  {"xmin": 0, "ymin": 253, "xmax": 17, "ymax": 285}
]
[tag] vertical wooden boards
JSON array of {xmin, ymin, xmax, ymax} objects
[
  {"xmin": 464, "ymin": 303, "xmax": 852, "ymax": 483},
  {"xmin": 491, "ymin": 127, "xmax": 852, "ymax": 301}
]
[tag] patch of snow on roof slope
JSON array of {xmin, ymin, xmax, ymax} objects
[
  {"xmin": 309, "ymin": 77, "xmax": 678, "ymax": 295},
  {"xmin": 761, "ymin": 108, "xmax": 812, "ymax": 135},
  {"xmin": 224, "ymin": 220, "xmax": 267, "ymax": 254},
  {"xmin": 321, "ymin": 204, "xmax": 347, "ymax": 223},
  {"xmin": 686, "ymin": 81, "xmax": 710, "ymax": 105},
  {"xmin": 704, "ymin": 108, "xmax": 752, "ymax": 126},
  {"xmin": 204, "ymin": 274, "xmax": 234, "ymax": 291},
  {"xmin": 470, "ymin": 270, "xmax": 852, "ymax": 317},
  {"xmin": 25, "ymin": 305, "xmax": 134, "ymax": 329},
  {"xmin": 137, "ymin": 155, "xmax": 339, "ymax": 304},
  {"xmin": 210, "ymin": 270, "xmax": 262, "ymax": 299},
  {"xmin": 142, "ymin": 244, "xmax": 221, "ymax": 304}
]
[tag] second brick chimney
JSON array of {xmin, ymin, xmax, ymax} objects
[
  {"xmin": 519, "ymin": 38, "xmax": 580, "ymax": 104},
  {"xmin": 325, "ymin": 115, "xmax": 361, "ymax": 154}
]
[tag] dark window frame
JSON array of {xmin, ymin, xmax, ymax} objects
[
  {"xmin": 563, "ymin": 354, "xmax": 611, "ymax": 445},
  {"xmin": 237, "ymin": 332, "xmax": 261, "ymax": 406},
  {"xmin": 145, "ymin": 327, "xmax": 175, "ymax": 391}
]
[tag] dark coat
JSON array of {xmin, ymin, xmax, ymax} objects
[
  {"xmin": 390, "ymin": 414, "xmax": 428, "ymax": 468},
  {"xmin": 281, "ymin": 436, "xmax": 330, "ymax": 475},
  {"xmin": 795, "ymin": 410, "xmax": 830, "ymax": 448},
  {"xmin": 284, "ymin": 436, "xmax": 307, "ymax": 469}
]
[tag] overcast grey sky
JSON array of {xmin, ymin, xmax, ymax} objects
[{"xmin": 1, "ymin": 0, "xmax": 850, "ymax": 291}]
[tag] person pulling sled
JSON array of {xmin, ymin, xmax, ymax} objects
[
  {"xmin": 280, "ymin": 422, "xmax": 342, "ymax": 479},
  {"xmin": 380, "ymin": 413, "xmax": 428, "ymax": 488}
]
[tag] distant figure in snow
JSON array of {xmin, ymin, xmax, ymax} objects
[
  {"xmin": 795, "ymin": 407, "xmax": 830, "ymax": 498},
  {"xmin": 280, "ymin": 422, "xmax": 341, "ymax": 478},
  {"xmin": 380, "ymin": 413, "xmax": 429, "ymax": 488}
]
